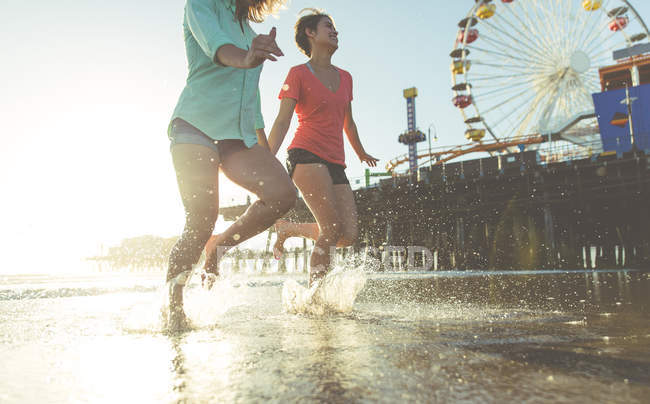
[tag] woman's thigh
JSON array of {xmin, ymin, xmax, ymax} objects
[
  {"xmin": 332, "ymin": 183, "xmax": 357, "ymax": 240},
  {"xmin": 171, "ymin": 144, "xmax": 220, "ymax": 213},
  {"xmin": 292, "ymin": 164, "xmax": 340, "ymax": 235},
  {"xmin": 219, "ymin": 143, "xmax": 294, "ymax": 201}
]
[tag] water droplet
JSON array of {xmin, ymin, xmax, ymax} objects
[{"xmin": 259, "ymin": 181, "xmax": 265, "ymax": 186}]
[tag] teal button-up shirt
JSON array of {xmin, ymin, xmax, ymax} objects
[{"xmin": 170, "ymin": 0, "xmax": 264, "ymax": 147}]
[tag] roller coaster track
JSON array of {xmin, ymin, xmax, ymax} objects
[
  {"xmin": 387, "ymin": 111, "xmax": 598, "ymax": 174},
  {"xmin": 386, "ymin": 135, "xmax": 547, "ymax": 174}
]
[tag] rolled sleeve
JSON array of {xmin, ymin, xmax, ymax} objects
[
  {"xmin": 255, "ymin": 90, "xmax": 265, "ymax": 130},
  {"xmin": 186, "ymin": 0, "xmax": 232, "ymax": 64}
]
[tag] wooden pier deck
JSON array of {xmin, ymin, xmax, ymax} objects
[{"xmin": 221, "ymin": 151, "xmax": 650, "ymax": 270}]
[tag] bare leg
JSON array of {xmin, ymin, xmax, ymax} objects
[
  {"xmin": 203, "ymin": 143, "xmax": 296, "ymax": 275},
  {"xmin": 292, "ymin": 164, "xmax": 342, "ymax": 286},
  {"xmin": 273, "ymin": 183, "xmax": 358, "ymax": 257},
  {"xmin": 331, "ymin": 183, "xmax": 358, "ymax": 246},
  {"xmin": 167, "ymin": 144, "xmax": 220, "ymax": 322},
  {"xmin": 272, "ymin": 221, "xmax": 319, "ymax": 258}
]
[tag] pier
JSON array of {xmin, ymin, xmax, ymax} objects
[{"xmin": 223, "ymin": 151, "xmax": 650, "ymax": 271}]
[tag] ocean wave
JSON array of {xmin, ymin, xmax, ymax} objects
[{"xmin": 0, "ymin": 285, "xmax": 160, "ymax": 301}]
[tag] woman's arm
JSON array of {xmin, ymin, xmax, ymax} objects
[
  {"xmin": 216, "ymin": 28, "xmax": 283, "ymax": 69},
  {"xmin": 256, "ymin": 129, "xmax": 270, "ymax": 151},
  {"xmin": 344, "ymin": 103, "xmax": 379, "ymax": 167},
  {"xmin": 186, "ymin": 0, "xmax": 282, "ymax": 69},
  {"xmin": 268, "ymin": 98, "xmax": 297, "ymax": 156}
]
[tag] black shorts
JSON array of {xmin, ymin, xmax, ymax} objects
[{"xmin": 286, "ymin": 148, "xmax": 349, "ymax": 185}]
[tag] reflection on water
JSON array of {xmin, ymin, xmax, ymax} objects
[{"xmin": 0, "ymin": 270, "xmax": 649, "ymax": 403}]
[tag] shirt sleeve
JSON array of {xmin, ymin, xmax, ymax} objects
[
  {"xmin": 186, "ymin": 0, "xmax": 233, "ymax": 65},
  {"xmin": 278, "ymin": 67, "xmax": 301, "ymax": 101},
  {"xmin": 255, "ymin": 90, "xmax": 265, "ymax": 130},
  {"xmin": 348, "ymin": 71, "xmax": 354, "ymax": 101}
]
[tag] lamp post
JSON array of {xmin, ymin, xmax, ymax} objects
[
  {"xmin": 427, "ymin": 123, "xmax": 438, "ymax": 167},
  {"xmin": 623, "ymin": 84, "xmax": 638, "ymax": 151}
]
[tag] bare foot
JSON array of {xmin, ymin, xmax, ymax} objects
[
  {"xmin": 203, "ymin": 235, "xmax": 222, "ymax": 289},
  {"xmin": 204, "ymin": 234, "xmax": 219, "ymax": 259},
  {"xmin": 309, "ymin": 267, "xmax": 328, "ymax": 288},
  {"xmin": 166, "ymin": 272, "xmax": 190, "ymax": 333},
  {"xmin": 167, "ymin": 305, "xmax": 189, "ymax": 333},
  {"xmin": 200, "ymin": 271, "xmax": 218, "ymax": 290},
  {"xmin": 273, "ymin": 219, "xmax": 289, "ymax": 260}
]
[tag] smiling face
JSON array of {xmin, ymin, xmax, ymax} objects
[{"xmin": 308, "ymin": 16, "xmax": 339, "ymax": 53}]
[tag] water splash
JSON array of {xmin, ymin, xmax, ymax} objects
[
  {"xmin": 282, "ymin": 266, "xmax": 367, "ymax": 315},
  {"xmin": 185, "ymin": 277, "xmax": 245, "ymax": 326},
  {"xmin": 156, "ymin": 273, "xmax": 254, "ymax": 333}
]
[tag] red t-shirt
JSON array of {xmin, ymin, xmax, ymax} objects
[{"xmin": 278, "ymin": 64, "xmax": 353, "ymax": 167}]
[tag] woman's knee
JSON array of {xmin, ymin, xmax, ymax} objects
[
  {"xmin": 184, "ymin": 209, "xmax": 218, "ymax": 241},
  {"xmin": 264, "ymin": 183, "xmax": 297, "ymax": 215},
  {"xmin": 338, "ymin": 233, "xmax": 358, "ymax": 247},
  {"xmin": 320, "ymin": 221, "xmax": 343, "ymax": 245},
  {"xmin": 337, "ymin": 221, "xmax": 358, "ymax": 247}
]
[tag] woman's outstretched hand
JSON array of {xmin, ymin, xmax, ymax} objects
[
  {"xmin": 359, "ymin": 152, "xmax": 379, "ymax": 167},
  {"xmin": 244, "ymin": 27, "xmax": 284, "ymax": 68}
]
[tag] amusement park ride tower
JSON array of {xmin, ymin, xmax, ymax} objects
[{"xmin": 399, "ymin": 87, "xmax": 426, "ymax": 176}]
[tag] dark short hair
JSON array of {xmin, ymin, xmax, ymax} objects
[{"xmin": 294, "ymin": 8, "xmax": 332, "ymax": 57}]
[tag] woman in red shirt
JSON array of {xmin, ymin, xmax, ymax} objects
[{"xmin": 268, "ymin": 9, "xmax": 378, "ymax": 286}]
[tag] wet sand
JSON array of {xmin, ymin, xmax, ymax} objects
[{"xmin": 1, "ymin": 270, "xmax": 649, "ymax": 403}]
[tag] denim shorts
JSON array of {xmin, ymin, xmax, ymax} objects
[
  {"xmin": 286, "ymin": 148, "xmax": 349, "ymax": 185},
  {"xmin": 169, "ymin": 118, "xmax": 221, "ymax": 154}
]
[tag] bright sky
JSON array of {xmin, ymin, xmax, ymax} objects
[{"xmin": 1, "ymin": 0, "xmax": 649, "ymax": 273}]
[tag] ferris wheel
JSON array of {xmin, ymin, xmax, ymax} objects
[{"xmin": 451, "ymin": 0, "xmax": 650, "ymax": 144}]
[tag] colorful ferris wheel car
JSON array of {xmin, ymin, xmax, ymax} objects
[
  {"xmin": 609, "ymin": 16, "xmax": 629, "ymax": 31},
  {"xmin": 457, "ymin": 29, "xmax": 479, "ymax": 44},
  {"xmin": 465, "ymin": 129, "xmax": 486, "ymax": 142},
  {"xmin": 476, "ymin": 3, "xmax": 496, "ymax": 20},
  {"xmin": 453, "ymin": 95, "xmax": 473, "ymax": 109},
  {"xmin": 583, "ymin": 0, "xmax": 603, "ymax": 11},
  {"xmin": 451, "ymin": 60, "xmax": 471, "ymax": 74}
]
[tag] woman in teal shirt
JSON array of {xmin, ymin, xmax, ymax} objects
[{"xmin": 167, "ymin": 0, "xmax": 294, "ymax": 329}]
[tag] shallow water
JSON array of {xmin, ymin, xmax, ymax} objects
[{"xmin": 1, "ymin": 270, "xmax": 649, "ymax": 403}]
